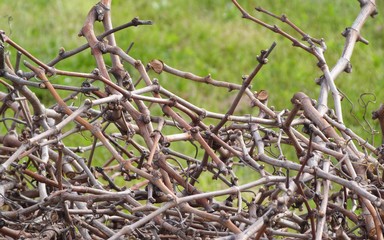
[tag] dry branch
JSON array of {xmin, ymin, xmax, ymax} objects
[{"xmin": 0, "ymin": 1, "xmax": 382, "ymax": 240}]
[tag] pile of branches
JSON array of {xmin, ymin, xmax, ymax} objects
[{"xmin": 0, "ymin": 0, "xmax": 382, "ymax": 239}]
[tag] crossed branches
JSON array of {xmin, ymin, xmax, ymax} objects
[{"xmin": 0, "ymin": 1, "xmax": 382, "ymax": 239}]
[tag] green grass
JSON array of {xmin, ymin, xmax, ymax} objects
[
  {"xmin": 1, "ymin": 1, "xmax": 383, "ymax": 190},
  {"xmin": 1, "ymin": 1, "xmax": 382, "ymax": 111}
]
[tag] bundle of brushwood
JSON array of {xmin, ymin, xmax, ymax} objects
[{"xmin": 0, "ymin": 0, "xmax": 382, "ymax": 239}]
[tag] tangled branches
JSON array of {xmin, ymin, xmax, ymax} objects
[{"xmin": 0, "ymin": 0, "xmax": 382, "ymax": 239}]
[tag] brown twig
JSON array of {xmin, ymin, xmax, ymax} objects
[{"xmin": 0, "ymin": 0, "xmax": 381, "ymax": 239}]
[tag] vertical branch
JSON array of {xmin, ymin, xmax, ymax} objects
[
  {"xmin": 80, "ymin": 3, "xmax": 110, "ymax": 80},
  {"xmin": 80, "ymin": 2, "xmax": 154, "ymax": 149},
  {"xmin": 315, "ymin": 159, "xmax": 330, "ymax": 240}
]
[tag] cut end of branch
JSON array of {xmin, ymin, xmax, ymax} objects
[
  {"xmin": 149, "ymin": 59, "xmax": 164, "ymax": 74},
  {"xmin": 372, "ymin": 104, "xmax": 384, "ymax": 120},
  {"xmin": 255, "ymin": 90, "xmax": 269, "ymax": 102}
]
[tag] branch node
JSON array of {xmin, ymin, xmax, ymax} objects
[
  {"xmin": 92, "ymin": 68, "xmax": 100, "ymax": 76},
  {"xmin": 281, "ymin": 14, "xmax": 287, "ymax": 22},
  {"xmin": 344, "ymin": 61, "xmax": 353, "ymax": 73},
  {"xmin": 58, "ymin": 47, "xmax": 65, "ymax": 56}
]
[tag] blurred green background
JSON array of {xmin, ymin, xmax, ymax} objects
[{"xmin": 0, "ymin": 1, "xmax": 383, "ymax": 187}]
